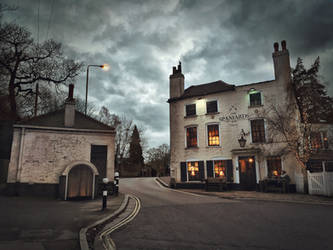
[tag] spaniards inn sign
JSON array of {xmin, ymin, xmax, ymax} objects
[{"xmin": 219, "ymin": 105, "xmax": 249, "ymax": 124}]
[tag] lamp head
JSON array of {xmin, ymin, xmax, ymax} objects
[
  {"xmin": 101, "ymin": 64, "xmax": 110, "ymax": 71},
  {"xmin": 103, "ymin": 178, "xmax": 109, "ymax": 184}
]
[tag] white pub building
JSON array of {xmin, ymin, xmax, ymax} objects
[{"xmin": 168, "ymin": 41, "xmax": 310, "ymax": 191}]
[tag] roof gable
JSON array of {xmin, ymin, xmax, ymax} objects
[
  {"xmin": 168, "ymin": 80, "xmax": 235, "ymax": 102},
  {"xmin": 17, "ymin": 109, "xmax": 114, "ymax": 131}
]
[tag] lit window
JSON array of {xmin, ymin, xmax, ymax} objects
[
  {"xmin": 185, "ymin": 104, "xmax": 196, "ymax": 116},
  {"xmin": 187, "ymin": 161, "xmax": 200, "ymax": 181},
  {"xmin": 249, "ymin": 92, "xmax": 262, "ymax": 106},
  {"xmin": 186, "ymin": 127, "xmax": 197, "ymax": 148},
  {"xmin": 267, "ymin": 157, "xmax": 282, "ymax": 177},
  {"xmin": 214, "ymin": 160, "xmax": 226, "ymax": 178},
  {"xmin": 206, "ymin": 100, "xmax": 218, "ymax": 113},
  {"xmin": 207, "ymin": 124, "xmax": 219, "ymax": 146},
  {"xmin": 251, "ymin": 119, "xmax": 265, "ymax": 143}
]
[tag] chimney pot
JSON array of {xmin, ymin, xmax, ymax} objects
[
  {"xmin": 281, "ymin": 40, "xmax": 287, "ymax": 50},
  {"xmin": 172, "ymin": 66, "xmax": 176, "ymax": 74},
  {"xmin": 274, "ymin": 42, "xmax": 279, "ymax": 52},
  {"xmin": 177, "ymin": 61, "xmax": 182, "ymax": 73}
]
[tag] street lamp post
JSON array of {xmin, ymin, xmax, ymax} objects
[{"xmin": 85, "ymin": 64, "xmax": 109, "ymax": 115}]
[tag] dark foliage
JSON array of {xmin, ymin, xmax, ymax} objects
[{"xmin": 292, "ymin": 57, "xmax": 333, "ymax": 123}]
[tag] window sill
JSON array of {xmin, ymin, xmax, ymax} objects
[
  {"xmin": 205, "ymin": 112, "xmax": 220, "ymax": 115},
  {"xmin": 206, "ymin": 146, "xmax": 221, "ymax": 148},
  {"xmin": 248, "ymin": 104, "xmax": 263, "ymax": 108},
  {"xmin": 250, "ymin": 141, "xmax": 266, "ymax": 144},
  {"xmin": 185, "ymin": 146, "xmax": 199, "ymax": 150},
  {"xmin": 184, "ymin": 115, "xmax": 197, "ymax": 119}
]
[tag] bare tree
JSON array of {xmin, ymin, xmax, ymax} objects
[
  {"xmin": 0, "ymin": 23, "xmax": 83, "ymax": 120},
  {"xmin": 146, "ymin": 144, "xmax": 170, "ymax": 176}
]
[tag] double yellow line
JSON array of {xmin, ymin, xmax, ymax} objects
[{"xmin": 99, "ymin": 195, "xmax": 141, "ymax": 250}]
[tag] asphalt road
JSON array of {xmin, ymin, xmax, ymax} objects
[
  {"xmin": 111, "ymin": 177, "xmax": 333, "ymax": 250},
  {"xmin": 0, "ymin": 194, "xmax": 124, "ymax": 250}
]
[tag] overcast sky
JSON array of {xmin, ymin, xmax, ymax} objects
[{"xmin": 2, "ymin": 0, "xmax": 333, "ymax": 148}]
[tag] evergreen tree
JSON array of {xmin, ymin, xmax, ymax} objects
[
  {"xmin": 292, "ymin": 57, "xmax": 333, "ymax": 123},
  {"xmin": 128, "ymin": 125, "xmax": 144, "ymax": 176}
]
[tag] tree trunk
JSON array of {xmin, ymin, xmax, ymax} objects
[{"xmin": 8, "ymin": 74, "xmax": 18, "ymax": 120}]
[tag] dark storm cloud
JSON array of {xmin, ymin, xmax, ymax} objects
[{"xmin": 2, "ymin": 0, "xmax": 333, "ymax": 147}]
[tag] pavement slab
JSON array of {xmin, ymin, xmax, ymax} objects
[{"xmin": 0, "ymin": 194, "xmax": 124, "ymax": 250}]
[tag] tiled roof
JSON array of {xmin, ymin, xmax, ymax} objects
[
  {"xmin": 17, "ymin": 109, "xmax": 114, "ymax": 131},
  {"xmin": 168, "ymin": 80, "xmax": 235, "ymax": 102}
]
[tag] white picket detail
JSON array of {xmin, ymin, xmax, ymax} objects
[
  {"xmin": 325, "ymin": 172, "xmax": 333, "ymax": 196},
  {"xmin": 307, "ymin": 169, "xmax": 333, "ymax": 197}
]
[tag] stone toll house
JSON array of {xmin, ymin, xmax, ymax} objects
[
  {"xmin": 6, "ymin": 84, "xmax": 115, "ymax": 200},
  {"xmin": 168, "ymin": 41, "xmax": 333, "ymax": 192}
]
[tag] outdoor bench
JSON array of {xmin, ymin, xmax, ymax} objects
[{"xmin": 259, "ymin": 178, "xmax": 290, "ymax": 193}]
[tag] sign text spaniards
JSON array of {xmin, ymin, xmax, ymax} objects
[
  {"xmin": 219, "ymin": 105, "xmax": 249, "ymax": 124},
  {"xmin": 219, "ymin": 113, "xmax": 249, "ymax": 122}
]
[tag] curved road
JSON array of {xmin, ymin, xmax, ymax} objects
[{"xmin": 111, "ymin": 177, "xmax": 333, "ymax": 250}]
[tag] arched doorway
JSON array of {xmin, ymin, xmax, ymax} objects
[{"xmin": 67, "ymin": 164, "xmax": 93, "ymax": 199}]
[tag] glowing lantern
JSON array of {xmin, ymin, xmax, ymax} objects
[
  {"xmin": 191, "ymin": 171, "xmax": 195, "ymax": 176},
  {"xmin": 273, "ymin": 170, "xmax": 278, "ymax": 176},
  {"xmin": 248, "ymin": 158, "xmax": 254, "ymax": 163},
  {"xmin": 219, "ymin": 171, "xmax": 225, "ymax": 176}
]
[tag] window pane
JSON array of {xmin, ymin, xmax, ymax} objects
[
  {"xmin": 267, "ymin": 157, "xmax": 281, "ymax": 177},
  {"xmin": 250, "ymin": 92, "xmax": 261, "ymax": 106},
  {"xmin": 207, "ymin": 124, "xmax": 219, "ymax": 146},
  {"xmin": 188, "ymin": 161, "xmax": 200, "ymax": 181},
  {"xmin": 308, "ymin": 160, "xmax": 323, "ymax": 173},
  {"xmin": 186, "ymin": 127, "xmax": 197, "ymax": 147},
  {"xmin": 326, "ymin": 161, "xmax": 333, "ymax": 172},
  {"xmin": 206, "ymin": 100, "xmax": 218, "ymax": 113},
  {"xmin": 186, "ymin": 104, "xmax": 196, "ymax": 116},
  {"xmin": 251, "ymin": 119, "xmax": 265, "ymax": 143},
  {"xmin": 214, "ymin": 160, "xmax": 226, "ymax": 178}
]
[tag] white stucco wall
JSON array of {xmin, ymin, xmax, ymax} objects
[
  {"xmin": 8, "ymin": 127, "xmax": 115, "ymax": 184},
  {"xmin": 169, "ymin": 46, "xmax": 302, "ymax": 184}
]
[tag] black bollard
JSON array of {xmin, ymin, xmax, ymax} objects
[{"xmin": 102, "ymin": 178, "xmax": 109, "ymax": 211}]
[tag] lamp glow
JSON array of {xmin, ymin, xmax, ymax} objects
[{"xmin": 101, "ymin": 64, "xmax": 110, "ymax": 71}]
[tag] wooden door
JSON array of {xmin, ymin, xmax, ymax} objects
[
  {"xmin": 238, "ymin": 156, "xmax": 256, "ymax": 190},
  {"xmin": 67, "ymin": 165, "xmax": 93, "ymax": 199}
]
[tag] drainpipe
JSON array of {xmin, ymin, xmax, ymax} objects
[{"xmin": 16, "ymin": 127, "xmax": 25, "ymax": 182}]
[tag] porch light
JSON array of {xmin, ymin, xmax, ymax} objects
[
  {"xmin": 238, "ymin": 135, "xmax": 247, "ymax": 147},
  {"xmin": 248, "ymin": 158, "xmax": 254, "ymax": 163}
]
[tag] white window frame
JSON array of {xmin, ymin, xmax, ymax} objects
[
  {"xmin": 184, "ymin": 103, "xmax": 196, "ymax": 117},
  {"xmin": 248, "ymin": 90, "xmax": 263, "ymax": 107},
  {"xmin": 249, "ymin": 118, "xmax": 267, "ymax": 143},
  {"xmin": 265, "ymin": 155, "xmax": 284, "ymax": 178},
  {"xmin": 185, "ymin": 125, "xmax": 199, "ymax": 148},
  {"xmin": 210, "ymin": 157, "xmax": 230, "ymax": 178},
  {"xmin": 186, "ymin": 159, "xmax": 202, "ymax": 182},
  {"xmin": 206, "ymin": 99, "xmax": 219, "ymax": 114},
  {"xmin": 205, "ymin": 122, "xmax": 221, "ymax": 147}
]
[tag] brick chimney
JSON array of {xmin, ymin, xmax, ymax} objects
[
  {"xmin": 169, "ymin": 61, "xmax": 184, "ymax": 99},
  {"xmin": 272, "ymin": 40, "xmax": 291, "ymax": 84},
  {"xmin": 64, "ymin": 84, "xmax": 75, "ymax": 127}
]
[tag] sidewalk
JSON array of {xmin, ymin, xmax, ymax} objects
[
  {"xmin": 158, "ymin": 176, "xmax": 333, "ymax": 205},
  {"xmin": 0, "ymin": 194, "xmax": 124, "ymax": 250}
]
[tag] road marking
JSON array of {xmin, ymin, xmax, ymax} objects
[
  {"xmin": 154, "ymin": 178, "xmax": 205, "ymax": 197},
  {"xmin": 99, "ymin": 195, "xmax": 141, "ymax": 250}
]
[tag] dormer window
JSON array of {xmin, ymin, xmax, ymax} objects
[
  {"xmin": 249, "ymin": 92, "xmax": 262, "ymax": 107},
  {"xmin": 185, "ymin": 104, "xmax": 196, "ymax": 117},
  {"xmin": 206, "ymin": 100, "xmax": 218, "ymax": 114}
]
